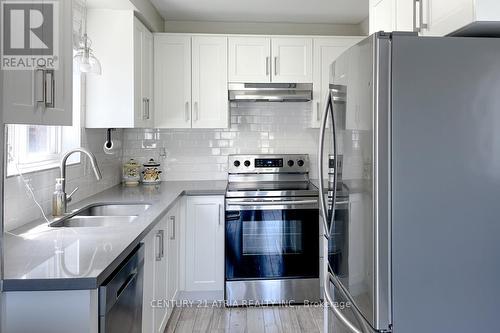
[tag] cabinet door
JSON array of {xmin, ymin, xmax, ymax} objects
[
  {"xmin": 421, "ymin": 0, "xmax": 474, "ymax": 36},
  {"xmin": 311, "ymin": 37, "xmax": 362, "ymax": 128},
  {"xmin": 154, "ymin": 35, "xmax": 191, "ymax": 128},
  {"xmin": 41, "ymin": 0, "xmax": 73, "ymax": 126},
  {"xmin": 369, "ymin": 0, "xmax": 396, "ymax": 33},
  {"xmin": 271, "ymin": 37, "xmax": 313, "ymax": 83},
  {"xmin": 141, "ymin": 227, "xmax": 157, "ymax": 333},
  {"xmin": 228, "ymin": 37, "xmax": 271, "ymax": 83},
  {"xmin": 134, "ymin": 18, "xmax": 154, "ymax": 128},
  {"xmin": 192, "ymin": 36, "xmax": 228, "ymax": 129},
  {"xmin": 167, "ymin": 205, "xmax": 179, "ymax": 316},
  {"xmin": 154, "ymin": 219, "xmax": 169, "ymax": 333},
  {"xmin": 185, "ymin": 196, "xmax": 225, "ymax": 292},
  {"xmin": 3, "ymin": 0, "xmax": 72, "ymax": 125}
]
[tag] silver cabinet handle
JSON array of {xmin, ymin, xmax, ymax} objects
[
  {"xmin": 35, "ymin": 68, "xmax": 45, "ymax": 104},
  {"xmin": 142, "ymin": 98, "xmax": 148, "ymax": 120},
  {"xmin": 185, "ymin": 101, "xmax": 190, "ymax": 122},
  {"xmin": 146, "ymin": 98, "xmax": 150, "ymax": 120},
  {"xmin": 274, "ymin": 57, "xmax": 278, "ymax": 75},
  {"xmin": 316, "ymin": 102, "xmax": 321, "ymax": 121},
  {"xmin": 194, "ymin": 101, "xmax": 199, "ymax": 121},
  {"xmin": 218, "ymin": 204, "xmax": 222, "ymax": 226},
  {"xmin": 414, "ymin": 0, "xmax": 428, "ymax": 32},
  {"xmin": 266, "ymin": 57, "xmax": 270, "ymax": 76},
  {"xmin": 155, "ymin": 230, "xmax": 164, "ymax": 261},
  {"xmin": 169, "ymin": 216, "xmax": 176, "ymax": 240},
  {"xmin": 44, "ymin": 69, "xmax": 55, "ymax": 108}
]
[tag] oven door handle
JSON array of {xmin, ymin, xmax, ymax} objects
[{"xmin": 226, "ymin": 199, "xmax": 318, "ymax": 206}]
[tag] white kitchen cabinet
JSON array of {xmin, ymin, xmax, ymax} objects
[
  {"xmin": 369, "ymin": 0, "xmax": 414, "ymax": 34},
  {"xmin": 86, "ymin": 11, "xmax": 153, "ymax": 128},
  {"xmin": 228, "ymin": 37, "xmax": 271, "ymax": 83},
  {"xmin": 419, "ymin": 0, "xmax": 475, "ymax": 36},
  {"xmin": 155, "ymin": 35, "xmax": 228, "ymax": 129},
  {"xmin": 271, "ymin": 37, "xmax": 313, "ymax": 83},
  {"xmin": 191, "ymin": 36, "xmax": 228, "ymax": 128},
  {"xmin": 166, "ymin": 203, "xmax": 180, "ymax": 317},
  {"xmin": 311, "ymin": 37, "xmax": 363, "ymax": 128},
  {"xmin": 184, "ymin": 196, "xmax": 225, "ymax": 292},
  {"xmin": 370, "ymin": 0, "xmax": 500, "ymax": 36},
  {"xmin": 228, "ymin": 36, "xmax": 312, "ymax": 83},
  {"xmin": 142, "ymin": 217, "xmax": 168, "ymax": 333},
  {"xmin": 154, "ymin": 35, "xmax": 192, "ymax": 128},
  {"xmin": 3, "ymin": 0, "xmax": 73, "ymax": 125},
  {"xmin": 134, "ymin": 17, "xmax": 154, "ymax": 128}
]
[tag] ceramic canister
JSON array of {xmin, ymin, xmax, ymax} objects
[
  {"xmin": 122, "ymin": 159, "xmax": 141, "ymax": 185},
  {"xmin": 142, "ymin": 158, "xmax": 162, "ymax": 184}
]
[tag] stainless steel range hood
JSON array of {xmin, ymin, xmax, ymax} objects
[{"xmin": 228, "ymin": 83, "xmax": 313, "ymax": 102}]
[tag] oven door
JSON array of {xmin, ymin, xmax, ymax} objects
[{"xmin": 225, "ymin": 197, "xmax": 319, "ymax": 281}]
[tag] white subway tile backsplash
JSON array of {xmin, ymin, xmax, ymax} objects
[{"xmin": 123, "ymin": 103, "xmax": 321, "ymax": 181}]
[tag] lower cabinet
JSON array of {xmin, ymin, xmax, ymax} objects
[
  {"xmin": 184, "ymin": 196, "xmax": 225, "ymax": 295},
  {"xmin": 142, "ymin": 202, "xmax": 181, "ymax": 333}
]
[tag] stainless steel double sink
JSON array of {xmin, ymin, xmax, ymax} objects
[{"xmin": 50, "ymin": 203, "xmax": 151, "ymax": 228}]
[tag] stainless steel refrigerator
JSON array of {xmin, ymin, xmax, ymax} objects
[{"xmin": 318, "ymin": 32, "xmax": 500, "ymax": 333}]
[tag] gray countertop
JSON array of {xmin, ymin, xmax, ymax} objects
[{"xmin": 3, "ymin": 181, "xmax": 227, "ymax": 292}]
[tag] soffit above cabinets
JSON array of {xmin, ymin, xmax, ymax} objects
[{"xmin": 150, "ymin": 0, "xmax": 368, "ymax": 25}]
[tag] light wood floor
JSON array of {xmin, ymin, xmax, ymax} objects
[{"xmin": 164, "ymin": 306, "xmax": 324, "ymax": 333}]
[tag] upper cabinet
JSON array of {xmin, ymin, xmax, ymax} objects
[
  {"xmin": 3, "ymin": 0, "xmax": 73, "ymax": 126},
  {"xmin": 154, "ymin": 34, "xmax": 228, "ymax": 129},
  {"xmin": 311, "ymin": 37, "xmax": 363, "ymax": 128},
  {"xmin": 369, "ymin": 0, "xmax": 413, "ymax": 34},
  {"xmin": 154, "ymin": 35, "xmax": 191, "ymax": 128},
  {"xmin": 228, "ymin": 36, "xmax": 313, "ymax": 83},
  {"xmin": 271, "ymin": 37, "xmax": 313, "ymax": 83},
  {"xmin": 228, "ymin": 37, "xmax": 271, "ymax": 83},
  {"xmin": 191, "ymin": 36, "xmax": 229, "ymax": 128},
  {"xmin": 370, "ymin": 0, "xmax": 500, "ymax": 36},
  {"xmin": 85, "ymin": 11, "xmax": 154, "ymax": 128}
]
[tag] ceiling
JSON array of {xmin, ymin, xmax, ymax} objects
[{"xmin": 150, "ymin": 0, "xmax": 368, "ymax": 25}]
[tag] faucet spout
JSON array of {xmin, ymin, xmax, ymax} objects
[
  {"xmin": 60, "ymin": 147, "xmax": 102, "ymax": 183},
  {"xmin": 53, "ymin": 148, "xmax": 102, "ymax": 216}
]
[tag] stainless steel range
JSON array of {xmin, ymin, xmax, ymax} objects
[{"xmin": 224, "ymin": 154, "xmax": 320, "ymax": 305}]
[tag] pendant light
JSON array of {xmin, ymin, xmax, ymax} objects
[{"xmin": 74, "ymin": 0, "xmax": 101, "ymax": 75}]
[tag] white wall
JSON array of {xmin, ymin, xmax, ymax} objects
[
  {"xmin": 359, "ymin": 16, "xmax": 370, "ymax": 35},
  {"xmin": 165, "ymin": 20, "xmax": 367, "ymax": 36}
]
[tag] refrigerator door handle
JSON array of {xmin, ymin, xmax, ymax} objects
[
  {"xmin": 325, "ymin": 271, "xmax": 370, "ymax": 333},
  {"xmin": 328, "ymin": 92, "xmax": 338, "ymax": 236},
  {"xmin": 318, "ymin": 91, "xmax": 333, "ymax": 238}
]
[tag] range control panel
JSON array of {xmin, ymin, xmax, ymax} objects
[{"xmin": 228, "ymin": 154, "xmax": 309, "ymax": 174}]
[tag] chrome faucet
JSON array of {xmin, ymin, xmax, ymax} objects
[{"xmin": 52, "ymin": 148, "xmax": 102, "ymax": 216}]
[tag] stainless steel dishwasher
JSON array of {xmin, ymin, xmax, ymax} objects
[{"xmin": 99, "ymin": 244, "xmax": 144, "ymax": 333}]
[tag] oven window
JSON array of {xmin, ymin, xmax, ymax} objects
[
  {"xmin": 242, "ymin": 218, "xmax": 303, "ymax": 255},
  {"xmin": 226, "ymin": 208, "xmax": 319, "ymax": 280}
]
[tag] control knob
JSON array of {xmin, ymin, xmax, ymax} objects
[
  {"xmin": 287, "ymin": 160, "xmax": 294, "ymax": 167},
  {"xmin": 233, "ymin": 160, "xmax": 240, "ymax": 167},
  {"xmin": 244, "ymin": 160, "xmax": 251, "ymax": 167},
  {"xmin": 297, "ymin": 160, "xmax": 304, "ymax": 167}
]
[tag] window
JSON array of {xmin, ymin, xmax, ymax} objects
[{"xmin": 6, "ymin": 67, "xmax": 82, "ymax": 176}]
